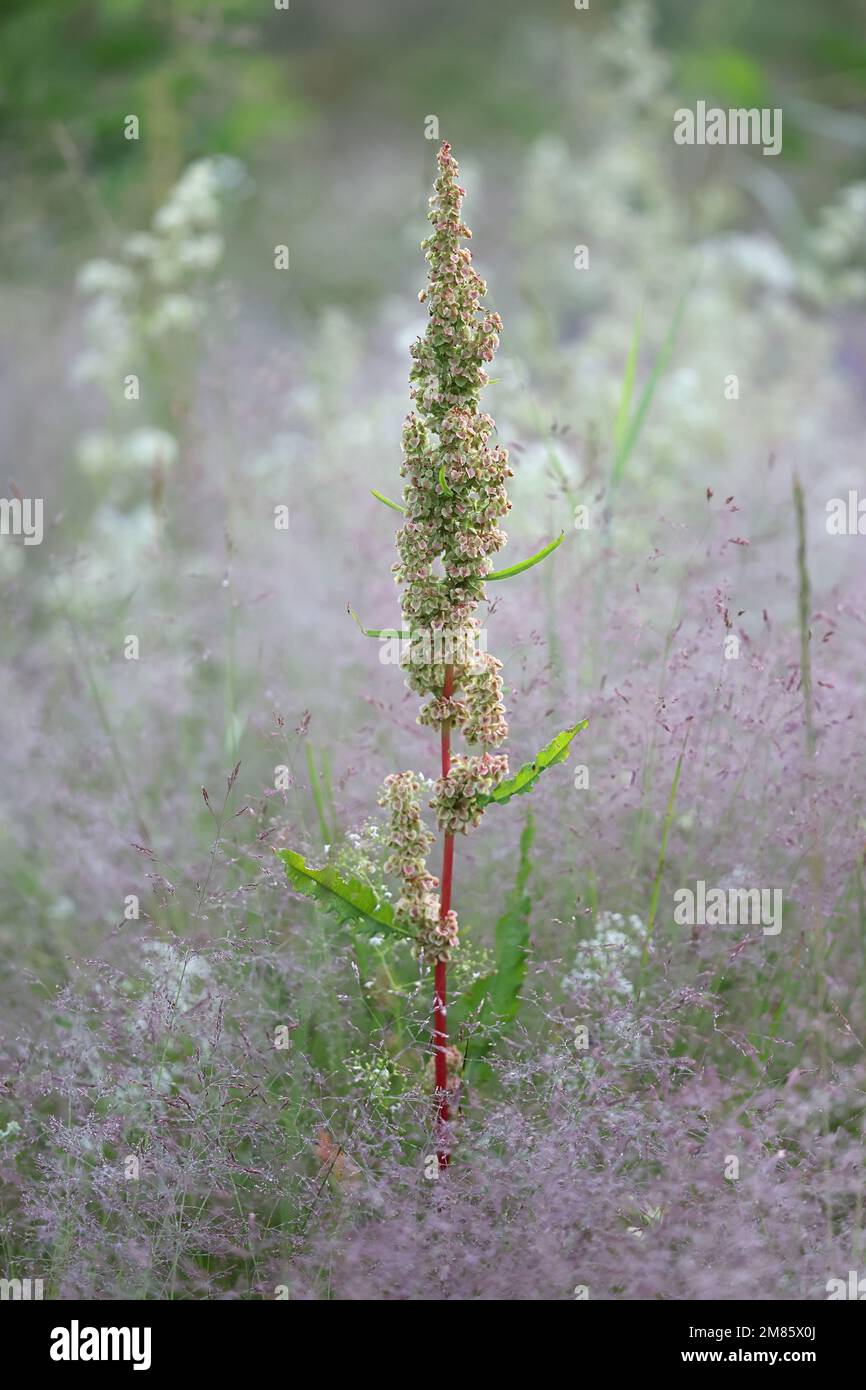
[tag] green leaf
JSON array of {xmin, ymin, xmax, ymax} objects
[
  {"xmin": 488, "ymin": 812, "xmax": 534, "ymax": 1020},
  {"xmin": 454, "ymin": 814, "xmax": 535, "ymax": 1076},
  {"xmin": 371, "ymin": 489, "xmax": 406, "ymax": 515},
  {"xmin": 438, "ymin": 464, "xmax": 452, "ymax": 495},
  {"xmin": 487, "ymin": 531, "xmax": 565, "ymax": 582},
  {"xmin": 276, "ymin": 849, "xmax": 412, "ymax": 939},
  {"xmin": 451, "ymin": 973, "xmax": 493, "ymax": 1027},
  {"xmin": 478, "ymin": 719, "xmax": 589, "ymax": 807},
  {"xmin": 677, "ymin": 48, "xmax": 768, "ymax": 109},
  {"xmin": 347, "ymin": 605, "xmax": 408, "ymax": 640}
]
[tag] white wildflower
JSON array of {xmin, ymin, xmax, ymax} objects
[
  {"xmin": 122, "ymin": 428, "xmax": 179, "ymax": 470},
  {"xmin": 178, "ymin": 232, "xmax": 224, "ymax": 272},
  {"xmin": 76, "ymin": 258, "xmax": 137, "ymax": 297},
  {"xmin": 76, "ymin": 431, "xmax": 119, "ymax": 476},
  {"xmin": 703, "ymin": 235, "xmax": 796, "ymax": 294},
  {"xmin": 123, "ymin": 232, "xmax": 159, "ymax": 262},
  {"xmin": 146, "ymin": 293, "xmax": 202, "ymax": 336}
]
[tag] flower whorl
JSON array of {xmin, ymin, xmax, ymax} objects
[
  {"xmin": 379, "ymin": 772, "xmax": 458, "ymax": 962},
  {"xmin": 432, "ymin": 751, "xmax": 510, "ymax": 838}
]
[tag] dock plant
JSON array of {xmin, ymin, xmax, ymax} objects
[{"xmin": 280, "ymin": 142, "xmax": 586, "ymax": 1166}]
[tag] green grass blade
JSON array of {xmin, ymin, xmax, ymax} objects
[
  {"xmin": 614, "ymin": 302, "xmax": 643, "ymax": 454},
  {"xmin": 305, "ymin": 744, "xmax": 332, "ymax": 846},
  {"xmin": 320, "ymin": 746, "xmax": 339, "ymax": 841},
  {"xmin": 638, "ymin": 733, "xmax": 689, "ymax": 989},
  {"xmin": 793, "ymin": 474, "xmax": 815, "ymax": 759},
  {"xmin": 609, "ymin": 286, "xmax": 689, "ymax": 498}
]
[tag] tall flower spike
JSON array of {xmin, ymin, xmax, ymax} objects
[
  {"xmin": 279, "ymin": 142, "xmax": 579, "ymax": 1172},
  {"xmin": 393, "ymin": 141, "xmax": 513, "ymax": 884},
  {"xmin": 382, "ymin": 143, "xmax": 516, "ymax": 1170}
]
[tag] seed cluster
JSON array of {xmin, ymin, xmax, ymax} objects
[
  {"xmin": 432, "ymin": 750, "xmax": 509, "ymax": 837},
  {"xmin": 381, "ymin": 142, "xmax": 513, "ymax": 960},
  {"xmin": 379, "ymin": 772, "xmax": 458, "ymax": 961}
]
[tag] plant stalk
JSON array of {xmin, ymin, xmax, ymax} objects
[{"xmin": 434, "ymin": 663, "xmax": 455, "ymax": 1168}]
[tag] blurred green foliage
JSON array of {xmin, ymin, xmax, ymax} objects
[{"xmin": 2, "ymin": 0, "xmax": 864, "ymax": 273}]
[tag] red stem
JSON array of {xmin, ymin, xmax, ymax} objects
[{"xmin": 434, "ymin": 663, "xmax": 455, "ymax": 1168}]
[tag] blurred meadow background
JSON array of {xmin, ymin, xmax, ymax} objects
[{"xmin": 3, "ymin": 0, "xmax": 866, "ymax": 1299}]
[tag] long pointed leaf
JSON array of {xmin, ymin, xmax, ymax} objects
[
  {"xmin": 371, "ymin": 489, "xmax": 407, "ymax": 515},
  {"xmin": 489, "ymin": 811, "xmax": 534, "ymax": 1020},
  {"xmin": 478, "ymin": 719, "xmax": 589, "ymax": 807},
  {"xmin": 347, "ymin": 605, "xmax": 408, "ymax": 640},
  {"xmin": 276, "ymin": 848, "xmax": 412, "ymax": 939},
  {"xmin": 455, "ymin": 814, "xmax": 535, "ymax": 1076},
  {"xmin": 487, "ymin": 532, "xmax": 565, "ymax": 582}
]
